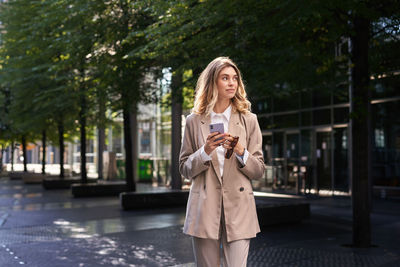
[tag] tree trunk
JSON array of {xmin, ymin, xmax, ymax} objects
[
  {"xmin": 11, "ymin": 141, "xmax": 14, "ymax": 171},
  {"xmin": 42, "ymin": 130, "xmax": 46, "ymax": 175},
  {"xmin": 98, "ymin": 127, "xmax": 105, "ymax": 179},
  {"xmin": 123, "ymin": 105, "xmax": 137, "ymax": 192},
  {"xmin": 350, "ymin": 15, "xmax": 371, "ymax": 248},
  {"xmin": 132, "ymin": 109, "xmax": 138, "ymax": 187},
  {"xmin": 0, "ymin": 144, "xmax": 4, "ymax": 172},
  {"xmin": 58, "ymin": 121, "xmax": 65, "ymax": 178},
  {"xmin": 171, "ymin": 71, "xmax": 182, "ymax": 190},
  {"xmin": 97, "ymin": 92, "xmax": 106, "ymax": 179},
  {"xmin": 79, "ymin": 94, "xmax": 87, "ymax": 183},
  {"xmin": 22, "ymin": 136, "xmax": 27, "ymax": 172}
]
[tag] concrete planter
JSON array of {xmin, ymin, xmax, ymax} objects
[
  {"xmin": 22, "ymin": 173, "xmax": 60, "ymax": 184},
  {"xmin": 120, "ymin": 190, "xmax": 310, "ymax": 227},
  {"xmin": 256, "ymin": 202, "xmax": 310, "ymax": 226},
  {"xmin": 42, "ymin": 176, "xmax": 97, "ymax": 190},
  {"xmin": 71, "ymin": 181, "xmax": 127, "ymax": 197},
  {"xmin": 120, "ymin": 190, "xmax": 189, "ymax": 210},
  {"xmin": 9, "ymin": 172, "xmax": 25, "ymax": 180}
]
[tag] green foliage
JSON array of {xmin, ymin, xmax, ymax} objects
[
  {"xmin": 0, "ymin": 0, "xmax": 159, "ymax": 146},
  {"xmin": 159, "ymin": 69, "xmax": 194, "ymax": 112},
  {"xmin": 133, "ymin": 0, "xmax": 400, "ymax": 99},
  {"xmin": 0, "ymin": 0, "xmax": 398, "ymax": 146},
  {"xmin": 0, "ymin": 0, "xmax": 80, "ymax": 144}
]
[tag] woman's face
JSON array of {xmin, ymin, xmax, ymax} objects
[{"xmin": 216, "ymin": 66, "xmax": 238, "ymax": 101}]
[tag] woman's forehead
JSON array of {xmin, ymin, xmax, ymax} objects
[{"xmin": 219, "ymin": 66, "xmax": 237, "ymax": 76}]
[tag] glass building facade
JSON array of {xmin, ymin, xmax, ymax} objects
[{"xmin": 252, "ymin": 77, "xmax": 400, "ymax": 195}]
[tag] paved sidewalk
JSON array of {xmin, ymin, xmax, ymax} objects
[{"xmin": 0, "ymin": 177, "xmax": 399, "ymax": 266}]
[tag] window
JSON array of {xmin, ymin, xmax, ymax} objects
[
  {"xmin": 301, "ymin": 111, "xmax": 312, "ymax": 126},
  {"xmin": 312, "ymin": 89, "xmax": 331, "ymax": 107},
  {"xmin": 313, "ymin": 109, "xmax": 331, "ymax": 125},
  {"xmin": 301, "ymin": 90, "xmax": 313, "ymax": 109},
  {"xmin": 372, "ymin": 77, "xmax": 400, "ymax": 99},
  {"xmin": 273, "ymin": 113, "xmax": 299, "ymax": 129},
  {"xmin": 258, "ymin": 116, "xmax": 273, "ymax": 130},
  {"xmin": 140, "ymin": 131, "xmax": 151, "ymax": 153},
  {"xmin": 375, "ymin": 129, "xmax": 385, "ymax": 148},
  {"xmin": 334, "ymin": 107, "xmax": 349, "ymax": 124},
  {"xmin": 333, "ymin": 85, "xmax": 349, "ymax": 104},
  {"xmin": 274, "ymin": 93, "xmax": 299, "ymax": 112}
]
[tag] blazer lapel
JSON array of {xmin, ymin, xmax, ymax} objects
[
  {"xmin": 200, "ymin": 115, "xmax": 210, "ymax": 143},
  {"xmin": 222, "ymin": 111, "xmax": 243, "ymax": 178},
  {"xmin": 200, "ymin": 114, "xmax": 222, "ymax": 183},
  {"xmin": 228, "ymin": 111, "xmax": 242, "ymax": 141}
]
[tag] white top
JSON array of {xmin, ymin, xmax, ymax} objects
[{"xmin": 200, "ymin": 105, "xmax": 249, "ymax": 176}]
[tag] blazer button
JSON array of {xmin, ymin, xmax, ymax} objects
[{"xmin": 239, "ymin": 187, "xmax": 244, "ymax": 192}]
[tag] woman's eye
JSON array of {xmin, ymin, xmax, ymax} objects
[{"xmin": 222, "ymin": 77, "xmax": 228, "ymax": 81}]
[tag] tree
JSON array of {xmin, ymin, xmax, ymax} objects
[
  {"xmin": 53, "ymin": 0, "xmax": 108, "ymax": 182},
  {"xmin": 134, "ymin": 0, "xmax": 212, "ymax": 189},
  {"xmin": 1, "ymin": 0, "xmax": 157, "ymax": 186},
  {"xmin": 0, "ymin": 0, "xmax": 81, "ymax": 177},
  {"xmin": 265, "ymin": 0, "xmax": 399, "ymax": 249},
  {"xmin": 97, "ymin": 0, "xmax": 157, "ymax": 191},
  {"xmin": 138, "ymin": 0, "xmax": 400, "ymax": 247}
]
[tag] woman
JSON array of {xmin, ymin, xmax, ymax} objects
[{"xmin": 179, "ymin": 57, "xmax": 265, "ymax": 267}]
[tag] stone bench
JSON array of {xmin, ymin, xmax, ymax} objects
[
  {"xmin": 71, "ymin": 181, "xmax": 128, "ymax": 197},
  {"xmin": 43, "ymin": 177, "xmax": 97, "ymax": 189},
  {"xmin": 120, "ymin": 190, "xmax": 310, "ymax": 227}
]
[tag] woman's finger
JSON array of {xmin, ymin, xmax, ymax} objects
[
  {"xmin": 211, "ymin": 133, "xmax": 225, "ymax": 142},
  {"xmin": 207, "ymin": 131, "xmax": 219, "ymax": 140}
]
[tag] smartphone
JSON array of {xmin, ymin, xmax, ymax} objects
[{"xmin": 210, "ymin": 123, "xmax": 224, "ymax": 141}]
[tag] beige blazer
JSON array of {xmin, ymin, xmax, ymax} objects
[{"xmin": 179, "ymin": 110, "xmax": 265, "ymax": 242}]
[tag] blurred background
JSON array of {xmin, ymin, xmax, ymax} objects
[{"xmin": 0, "ymin": 0, "xmax": 399, "ymax": 199}]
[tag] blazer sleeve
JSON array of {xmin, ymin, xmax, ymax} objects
[
  {"xmin": 179, "ymin": 115, "xmax": 210, "ymax": 180},
  {"xmin": 237, "ymin": 113, "xmax": 265, "ymax": 180}
]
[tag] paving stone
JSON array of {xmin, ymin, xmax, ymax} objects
[{"xmin": 0, "ymin": 177, "xmax": 399, "ymax": 267}]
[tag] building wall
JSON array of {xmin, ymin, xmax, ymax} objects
[{"xmin": 253, "ymin": 77, "xmax": 400, "ymax": 194}]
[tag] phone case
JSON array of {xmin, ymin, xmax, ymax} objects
[
  {"xmin": 210, "ymin": 123, "xmax": 224, "ymax": 141},
  {"xmin": 209, "ymin": 123, "xmax": 224, "ymax": 134},
  {"xmin": 225, "ymin": 136, "xmax": 239, "ymax": 159}
]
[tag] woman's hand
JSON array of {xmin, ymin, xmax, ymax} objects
[
  {"xmin": 223, "ymin": 134, "xmax": 245, "ymax": 156},
  {"xmin": 204, "ymin": 132, "xmax": 226, "ymax": 155}
]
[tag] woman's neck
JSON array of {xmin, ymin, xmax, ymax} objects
[{"xmin": 213, "ymin": 99, "xmax": 231, "ymax": 113}]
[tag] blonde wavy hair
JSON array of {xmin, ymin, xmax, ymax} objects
[{"xmin": 193, "ymin": 57, "xmax": 251, "ymax": 116}]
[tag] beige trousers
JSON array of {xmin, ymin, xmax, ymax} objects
[
  {"xmin": 192, "ymin": 235, "xmax": 250, "ymax": 267},
  {"xmin": 191, "ymin": 205, "xmax": 250, "ymax": 267}
]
